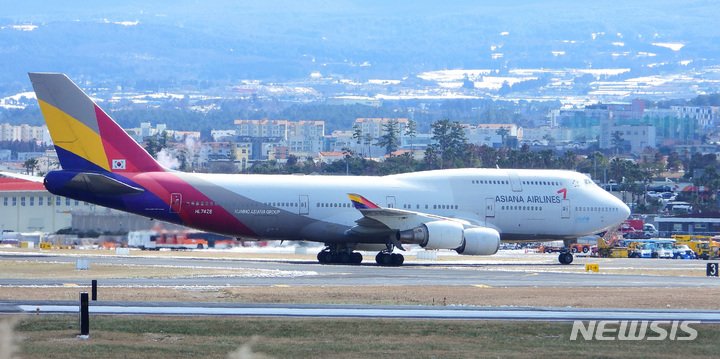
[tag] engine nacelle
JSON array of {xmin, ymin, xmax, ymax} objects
[
  {"xmin": 456, "ymin": 227, "xmax": 500, "ymax": 255},
  {"xmin": 397, "ymin": 220, "xmax": 465, "ymax": 250}
]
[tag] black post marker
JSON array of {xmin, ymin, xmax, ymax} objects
[{"xmin": 79, "ymin": 292, "xmax": 89, "ymax": 336}]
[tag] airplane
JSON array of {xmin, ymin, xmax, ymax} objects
[{"xmin": 29, "ymin": 73, "xmax": 631, "ymax": 266}]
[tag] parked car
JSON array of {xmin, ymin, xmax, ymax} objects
[{"xmin": 673, "ymin": 244, "xmax": 697, "ymax": 259}]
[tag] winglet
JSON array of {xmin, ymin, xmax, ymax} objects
[{"xmin": 348, "ymin": 193, "xmax": 381, "ymax": 210}]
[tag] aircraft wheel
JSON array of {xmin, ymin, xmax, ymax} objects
[
  {"xmin": 351, "ymin": 252, "xmax": 363, "ymax": 264},
  {"xmin": 558, "ymin": 252, "xmax": 573, "ymax": 265},
  {"xmin": 317, "ymin": 251, "xmax": 328, "ymax": 263},
  {"xmin": 376, "ymin": 252, "xmax": 392, "ymax": 266},
  {"xmin": 391, "ymin": 253, "xmax": 404, "ymax": 266},
  {"xmin": 338, "ymin": 252, "xmax": 350, "ymax": 264}
]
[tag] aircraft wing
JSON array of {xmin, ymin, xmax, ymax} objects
[
  {"xmin": 346, "ymin": 193, "xmax": 471, "ymax": 234},
  {"xmin": 0, "ymin": 172, "xmax": 45, "ymax": 183},
  {"xmin": 346, "ymin": 193, "xmax": 500, "ymax": 255}
]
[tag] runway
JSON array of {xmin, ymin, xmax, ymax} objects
[
  {"xmin": 2, "ymin": 249, "xmax": 720, "ymax": 288},
  {"xmin": 3, "ymin": 300, "xmax": 720, "ymax": 322},
  {"xmin": 3, "ymin": 248, "xmax": 720, "ymax": 322}
]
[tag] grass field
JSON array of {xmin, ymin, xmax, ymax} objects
[
  {"xmin": 3, "ymin": 248, "xmax": 720, "ymax": 357},
  {"xmin": 5, "ymin": 315, "xmax": 720, "ymax": 359}
]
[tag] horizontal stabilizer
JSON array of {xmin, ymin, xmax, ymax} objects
[{"xmin": 62, "ymin": 172, "xmax": 145, "ymax": 195}]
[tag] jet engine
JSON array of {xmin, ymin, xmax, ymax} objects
[
  {"xmin": 398, "ymin": 221, "xmax": 500, "ymax": 255},
  {"xmin": 397, "ymin": 220, "xmax": 464, "ymax": 250},
  {"xmin": 456, "ymin": 227, "xmax": 500, "ymax": 255}
]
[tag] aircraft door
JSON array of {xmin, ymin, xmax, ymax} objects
[
  {"xmin": 170, "ymin": 193, "xmax": 182, "ymax": 213},
  {"xmin": 508, "ymin": 170, "xmax": 523, "ymax": 192},
  {"xmin": 485, "ymin": 197, "xmax": 495, "ymax": 218},
  {"xmin": 299, "ymin": 195, "xmax": 309, "ymax": 215},
  {"xmin": 386, "ymin": 196, "xmax": 396, "ymax": 208},
  {"xmin": 561, "ymin": 199, "xmax": 570, "ymax": 219}
]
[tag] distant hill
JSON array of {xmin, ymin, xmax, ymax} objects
[{"xmin": 1, "ymin": 0, "xmax": 719, "ymax": 88}]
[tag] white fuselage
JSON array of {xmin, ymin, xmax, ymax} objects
[{"xmin": 177, "ymin": 168, "xmax": 630, "ymax": 244}]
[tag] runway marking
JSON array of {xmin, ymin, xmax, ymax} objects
[
  {"xmin": 16, "ymin": 304, "xmax": 720, "ymax": 322},
  {"xmin": 62, "ymin": 283, "xmax": 78, "ymax": 287},
  {"xmin": 473, "ymin": 285, "xmax": 492, "ymax": 288},
  {"xmin": 274, "ymin": 285, "xmax": 290, "ymax": 287}
]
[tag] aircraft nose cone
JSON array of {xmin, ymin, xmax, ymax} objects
[
  {"xmin": 612, "ymin": 194, "xmax": 631, "ymax": 221},
  {"xmin": 620, "ymin": 201, "xmax": 631, "ymax": 219}
]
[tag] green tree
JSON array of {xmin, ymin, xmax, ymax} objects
[
  {"xmin": 580, "ymin": 151, "xmax": 609, "ymax": 181},
  {"xmin": 559, "ymin": 150, "xmax": 578, "ymax": 171},
  {"xmin": 363, "ymin": 133, "xmax": 374, "ymax": 159},
  {"xmin": 611, "ymin": 131, "xmax": 625, "ymax": 155},
  {"xmin": 666, "ymin": 151, "xmax": 682, "ymax": 173},
  {"xmin": 693, "ymin": 165, "xmax": 720, "ymax": 212},
  {"xmin": 376, "ymin": 120, "xmax": 400, "ymax": 155},
  {"xmin": 405, "ymin": 119, "xmax": 418, "ymax": 151},
  {"xmin": 537, "ymin": 149, "xmax": 555, "ymax": 169},
  {"xmin": 429, "ymin": 119, "xmax": 468, "ymax": 168},
  {"xmin": 145, "ymin": 131, "xmax": 171, "ymax": 159},
  {"xmin": 23, "ymin": 157, "xmax": 38, "ymax": 175},
  {"xmin": 476, "ymin": 144, "xmax": 497, "ymax": 168},
  {"xmin": 352, "ymin": 123, "xmax": 364, "ymax": 156},
  {"xmin": 423, "ymin": 144, "xmax": 440, "ymax": 170},
  {"xmin": 496, "ymin": 127, "xmax": 510, "ymax": 147},
  {"xmin": 144, "ymin": 137, "xmax": 160, "ymax": 158}
]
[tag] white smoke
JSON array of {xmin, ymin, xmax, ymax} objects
[
  {"xmin": 185, "ymin": 136, "xmax": 197, "ymax": 157},
  {"xmin": 157, "ymin": 148, "xmax": 180, "ymax": 169}
]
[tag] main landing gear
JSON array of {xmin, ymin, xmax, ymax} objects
[
  {"xmin": 374, "ymin": 243, "xmax": 404, "ymax": 266},
  {"xmin": 317, "ymin": 246, "xmax": 363, "ymax": 264},
  {"xmin": 375, "ymin": 251, "xmax": 404, "ymax": 266},
  {"xmin": 316, "ymin": 244, "xmax": 405, "ymax": 266}
]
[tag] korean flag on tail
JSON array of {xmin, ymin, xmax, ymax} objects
[{"xmin": 112, "ymin": 159, "xmax": 126, "ymax": 170}]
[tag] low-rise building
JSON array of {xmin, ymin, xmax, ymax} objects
[{"xmin": 0, "ymin": 177, "xmax": 73, "ymax": 232}]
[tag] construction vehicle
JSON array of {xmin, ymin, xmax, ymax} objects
[
  {"xmin": 672, "ymin": 235, "xmax": 718, "ymax": 260},
  {"xmin": 596, "ymin": 226, "xmax": 630, "ymax": 258},
  {"xmin": 571, "ymin": 243, "xmax": 593, "ymax": 254}
]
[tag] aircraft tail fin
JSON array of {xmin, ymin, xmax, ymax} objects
[{"xmin": 29, "ymin": 73, "xmax": 164, "ymax": 173}]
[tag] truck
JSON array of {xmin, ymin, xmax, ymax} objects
[
  {"xmin": 618, "ymin": 216, "xmax": 658, "ymax": 239},
  {"xmin": 652, "ymin": 240, "xmax": 676, "ymax": 259},
  {"xmin": 672, "ymin": 235, "xmax": 718, "ymax": 260},
  {"xmin": 570, "ymin": 243, "xmax": 593, "ymax": 254},
  {"xmin": 627, "ymin": 240, "xmax": 653, "ymax": 258},
  {"xmin": 129, "ymin": 230, "xmax": 208, "ymax": 250}
]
